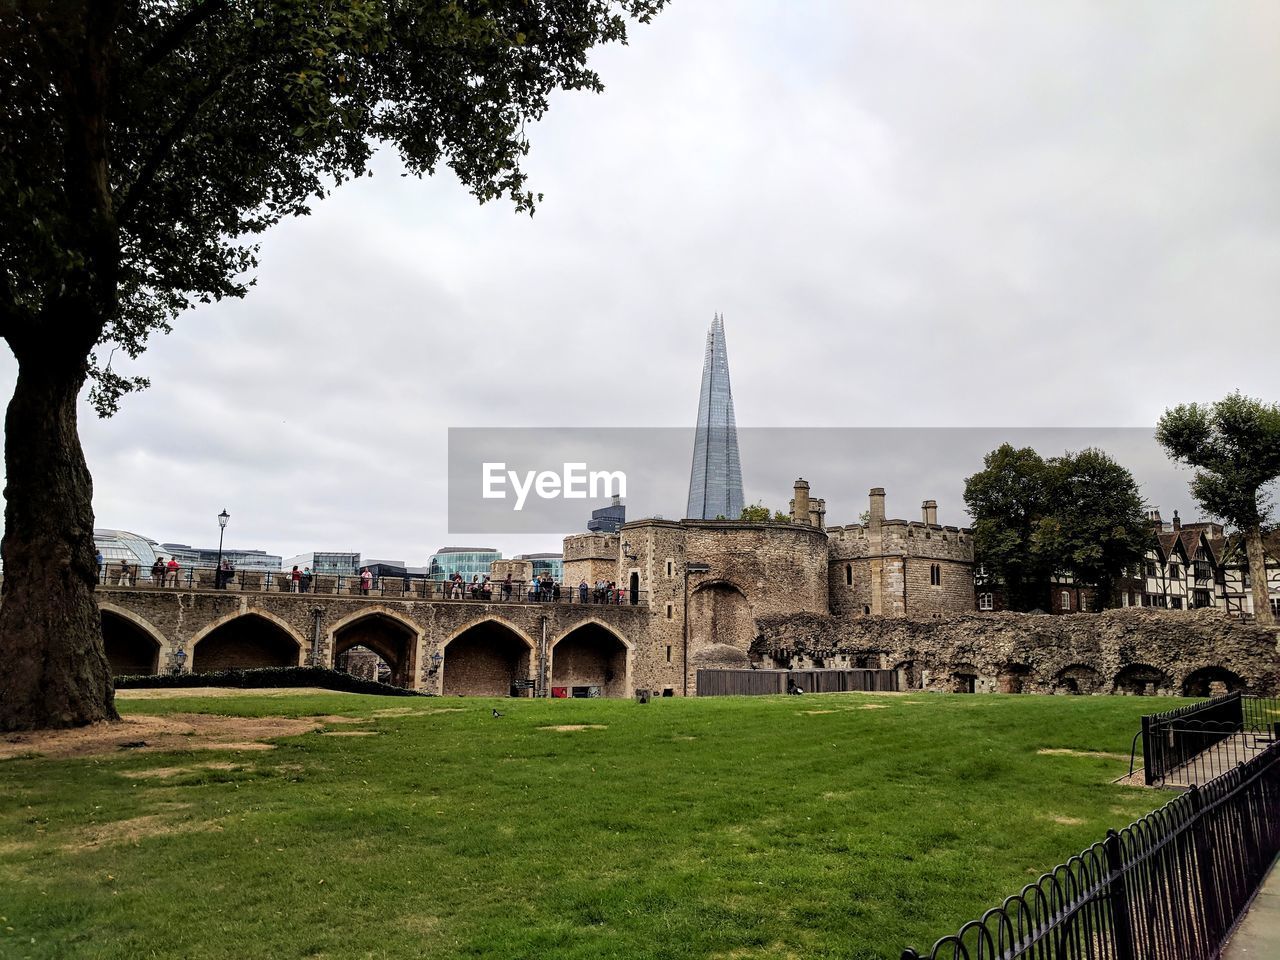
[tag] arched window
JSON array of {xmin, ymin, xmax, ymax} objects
[
  {"xmin": 978, "ymin": 593, "xmax": 993, "ymax": 611},
  {"xmin": 1060, "ymin": 591, "xmax": 1071, "ymax": 611},
  {"xmin": 845, "ymin": 564, "xmax": 852, "ymax": 586},
  {"xmin": 930, "ymin": 564, "xmax": 941, "ymax": 586}
]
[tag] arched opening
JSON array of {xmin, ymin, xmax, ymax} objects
[
  {"xmin": 893, "ymin": 659, "xmax": 921, "ymax": 690},
  {"xmin": 101, "ymin": 610, "xmax": 160, "ymax": 676},
  {"xmin": 192, "ymin": 614, "xmax": 301, "ymax": 673},
  {"xmin": 1182, "ymin": 667, "xmax": 1247, "ymax": 698},
  {"xmin": 689, "ymin": 581, "xmax": 753, "ymax": 654},
  {"xmin": 997, "ymin": 663, "xmax": 1033, "ymax": 694},
  {"xmin": 950, "ymin": 663, "xmax": 979, "ymax": 694},
  {"xmin": 629, "ymin": 572, "xmax": 640, "ymax": 605},
  {"xmin": 442, "ymin": 620, "xmax": 533, "ymax": 696},
  {"xmin": 551, "ymin": 623, "xmax": 628, "ymax": 698},
  {"xmin": 332, "ymin": 613, "xmax": 418, "ymax": 688},
  {"xmin": 1052, "ymin": 664, "xmax": 1103, "ymax": 695},
  {"xmin": 1114, "ymin": 663, "xmax": 1170, "ymax": 696}
]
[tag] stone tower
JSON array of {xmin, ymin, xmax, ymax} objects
[{"xmin": 686, "ymin": 314, "xmax": 744, "ymax": 520}]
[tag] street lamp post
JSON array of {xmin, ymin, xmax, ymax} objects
[{"xmin": 215, "ymin": 509, "xmax": 230, "ymax": 588}]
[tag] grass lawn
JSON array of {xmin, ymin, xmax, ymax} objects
[{"xmin": 0, "ymin": 691, "xmax": 1185, "ymax": 960}]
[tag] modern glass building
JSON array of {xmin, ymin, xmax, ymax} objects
[
  {"xmin": 95, "ymin": 529, "xmax": 161, "ymax": 569},
  {"xmin": 587, "ymin": 496, "xmax": 626, "ymax": 533},
  {"xmin": 283, "ymin": 551, "xmax": 361, "ymax": 575},
  {"xmin": 426, "ymin": 547, "xmax": 502, "ymax": 581},
  {"xmin": 686, "ymin": 314, "xmax": 744, "ymax": 519},
  {"xmin": 516, "ymin": 553, "xmax": 563, "ymax": 582},
  {"xmin": 161, "ymin": 543, "xmax": 282, "ymax": 571}
]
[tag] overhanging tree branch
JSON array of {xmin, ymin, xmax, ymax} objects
[{"xmin": 137, "ymin": 0, "xmax": 228, "ymax": 72}]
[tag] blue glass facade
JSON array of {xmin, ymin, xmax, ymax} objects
[{"xmin": 686, "ymin": 314, "xmax": 744, "ymax": 519}]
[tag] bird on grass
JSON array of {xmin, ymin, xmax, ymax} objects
[{"xmin": 492, "ymin": 708, "xmax": 504, "ymax": 718}]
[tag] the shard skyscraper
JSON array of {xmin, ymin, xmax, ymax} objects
[{"xmin": 686, "ymin": 314, "xmax": 744, "ymax": 520}]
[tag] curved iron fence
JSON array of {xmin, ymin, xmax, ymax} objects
[{"xmin": 901, "ymin": 744, "xmax": 1280, "ymax": 960}]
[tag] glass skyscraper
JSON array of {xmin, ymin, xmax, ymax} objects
[{"xmin": 686, "ymin": 314, "xmax": 744, "ymax": 520}]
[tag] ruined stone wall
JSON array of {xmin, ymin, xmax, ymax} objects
[{"xmin": 755, "ymin": 608, "xmax": 1280, "ymax": 696}]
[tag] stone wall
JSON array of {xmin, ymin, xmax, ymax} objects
[
  {"xmin": 562, "ymin": 533, "xmax": 621, "ymax": 591},
  {"xmin": 754, "ymin": 608, "xmax": 1280, "ymax": 696}
]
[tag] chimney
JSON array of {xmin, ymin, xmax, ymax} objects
[
  {"xmin": 792, "ymin": 478, "xmax": 811, "ymax": 526},
  {"xmin": 1172, "ymin": 509, "xmax": 1181, "ymax": 533},
  {"xmin": 1150, "ymin": 509, "xmax": 1164, "ymax": 533},
  {"xmin": 922, "ymin": 499, "xmax": 938, "ymax": 526},
  {"xmin": 869, "ymin": 487, "xmax": 886, "ymax": 525}
]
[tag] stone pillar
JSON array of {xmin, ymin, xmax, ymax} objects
[
  {"xmin": 922, "ymin": 500, "xmax": 938, "ymax": 526},
  {"xmin": 791, "ymin": 478, "xmax": 811, "ymax": 526},
  {"xmin": 869, "ymin": 488, "xmax": 886, "ymax": 526},
  {"xmin": 809, "ymin": 498, "xmax": 825, "ymax": 531}
]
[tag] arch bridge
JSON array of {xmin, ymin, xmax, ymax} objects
[{"xmin": 95, "ymin": 585, "xmax": 650, "ymax": 696}]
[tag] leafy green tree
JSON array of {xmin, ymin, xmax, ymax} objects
[
  {"xmin": 0, "ymin": 0, "xmax": 665, "ymax": 731},
  {"xmin": 964, "ymin": 444, "xmax": 1055, "ymax": 611},
  {"xmin": 1044, "ymin": 448, "xmax": 1149, "ymax": 606},
  {"xmin": 1157, "ymin": 392, "xmax": 1280, "ymax": 625},
  {"xmin": 965, "ymin": 444, "xmax": 1148, "ymax": 610},
  {"xmin": 739, "ymin": 502, "xmax": 789, "ymax": 523}
]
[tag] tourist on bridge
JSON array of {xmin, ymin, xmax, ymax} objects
[
  {"xmin": 290, "ymin": 565, "xmax": 301, "ymax": 592},
  {"xmin": 117, "ymin": 559, "xmax": 132, "ymax": 586},
  {"xmin": 300, "ymin": 566, "xmax": 312, "ymax": 593},
  {"xmin": 150, "ymin": 557, "xmax": 165, "ymax": 586},
  {"xmin": 166, "ymin": 556, "xmax": 180, "ymax": 587},
  {"xmin": 502, "ymin": 573, "xmax": 512, "ymax": 601},
  {"xmin": 95, "ymin": 550, "xmax": 104, "ymax": 581},
  {"xmin": 579, "ymin": 580, "xmax": 589, "ymax": 604},
  {"xmin": 359, "ymin": 567, "xmax": 372, "ymax": 595},
  {"xmin": 529, "ymin": 576, "xmax": 541, "ymax": 602}
]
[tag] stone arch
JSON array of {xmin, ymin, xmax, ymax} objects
[
  {"xmin": 441, "ymin": 618, "xmax": 535, "ymax": 696},
  {"xmin": 997, "ymin": 663, "xmax": 1033, "ymax": 694},
  {"xmin": 949, "ymin": 662, "xmax": 980, "ymax": 694},
  {"xmin": 689, "ymin": 580, "xmax": 754, "ymax": 655},
  {"xmin": 1181, "ymin": 666, "xmax": 1248, "ymax": 698},
  {"xmin": 100, "ymin": 605, "xmax": 164, "ymax": 676},
  {"xmin": 191, "ymin": 611, "xmax": 304, "ymax": 673},
  {"xmin": 1114, "ymin": 663, "xmax": 1171, "ymax": 696},
  {"xmin": 328, "ymin": 607, "xmax": 422, "ymax": 689},
  {"xmin": 550, "ymin": 619, "xmax": 631, "ymax": 698},
  {"xmin": 1052, "ymin": 663, "xmax": 1103, "ymax": 695},
  {"xmin": 893, "ymin": 659, "xmax": 921, "ymax": 690}
]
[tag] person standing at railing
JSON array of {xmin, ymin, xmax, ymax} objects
[
  {"xmin": 579, "ymin": 580, "xmax": 589, "ymax": 604},
  {"xmin": 360, "ymin": 567, "xmax": 372, "ymax": 596},
  {"xmin": 151, "ymin": 556, "xmax": 165, "ymax": 586},
  {"xmin": 117, "ymin": 559, "xmax": 132, "ymax": 586},
  {"xmin": 166, "ymin": 556, "xmax": 180, "ymax": 587},
  {"xmin": 95, "ymin": 550, "xmax": 104, "ymax": 582},
  {"xmin": 289, "ymin": 565, "xmax": 301, "ymax": 592},
  {"xmin": 530, "ymin": 576, "xmax": 541, "ymax": 602},
  {"xmin": 502, "ymin": 573, "xmax": 512, "ymax": 601},
  {"xmin": 301, "ymin": 567, "xmax": 312, "ymax": 593}
]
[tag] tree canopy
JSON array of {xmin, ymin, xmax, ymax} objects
[
  {"xmin": 1157, "ymin": 392, "xmax": 1280, "ymax": 624},
  {"xmin": 740, "ymin": 501, "xmax": 789, "ymax": 523},
  {"xmin": 964, "ymin": 444, "xmax": 1148, "ymax": 611}
]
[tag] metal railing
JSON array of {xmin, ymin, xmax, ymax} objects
[
  {"xmin": 1134, "ymin": 694, "xmax": 1280, "ymax": 787},
  {"xmin": 95, "ymin": 564, "xmax": 648, "ymax": 607},
  {"xmin": 901, "ymin": 742, "xmax": 1280, "ymax": 960}
]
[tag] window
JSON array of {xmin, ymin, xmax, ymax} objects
[
  {"xmin": 845, "ymin": 564, "xmax": 852, "ymax": 586},
  {"xmin": 1169, "ymin": 562, "xmax": 1181, "ymax": 579},
  {"xmin": 665, "ymin": 645, "xmax": 672, "ymax": 663},
  {"xmin": 1271, "ymin": 598, "xmax": 1280, "ymax": 618},
  {"xmin": 978, "ymin": 593, "xmax": 994, "ymax": 611},
  {"xmin": 1060, "ymin": 591, "xmax": 1071, "ymax": 611},
  {"xmin": 1171, "ymin": 596, "xmax": 1183, "ymax": 610},
  {"xmin": 1243, "ymin": 570, "xmax": 1252, "ymax": 589},
  {"xmin": 930, "ymin": 564, "xmax": 941, "ymax": 586},
  {"xmin": 666, "ymin": 560, "xmax": 673, "ymax": 578},
  {"xmin": 665, "ymin": 603, "xmax": 673, "ymax": 620},
  {"xmin": 1145, "ymin": 561, "xmax": 1157, "ymax": 578}
]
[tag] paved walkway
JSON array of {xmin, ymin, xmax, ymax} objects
[
  {"xmin": 1164, "ymin": 732, "xmax": 1273, "ymax": 787},
  {"xmin": 1223, "ymin": 856, "xmax": 1280, "ymax": 960}
]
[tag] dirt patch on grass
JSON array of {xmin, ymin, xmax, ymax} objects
[
  {"xmin": 63, "ymin": 812, "xmax": 219, "ymax": 851},
  {"xmin": 315, "ymin": 715, "xmax": 373, "ymax": 725},
  {"xmin": 1041, "ymin": 814, "xmax": 1086, "ymax": 826},
  {"xmin": 1, "ymin": 714, "xmax": 323, "ymax": 761},
  {"xmin": 115, "ymin": 687, "xmax": 352, "ymax": 700},
  {"xmin": 538, "ymin": 724, "xmax": 608, "ymax": 732},
  {"xmin": 320, "ymin": 730, "xmax": 378, "ymax": 737},
  {"xmin": 1038, "ymin": 748, "xmax": 1130, "ymax": 761},
  {"xmin": 800, "ymin": 709, "xmax": 838, "ymax": 715}
]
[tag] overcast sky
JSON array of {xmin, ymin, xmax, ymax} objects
[{"xmin": 4, "ymin": 1, "xmax": 1278, "ymax": 563}]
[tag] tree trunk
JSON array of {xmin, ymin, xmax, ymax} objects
[
  {"xmin": 0, "ymin": 356, "xmax": 117, "ymax": 731},
  {"xmin": 1245, "ymin": 525, "xmax": 1275, "ymax": 626}
]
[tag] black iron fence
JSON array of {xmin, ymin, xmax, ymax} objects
[
  {"xmin": 1136, "ymin": 693, "xmax": 1280, "ymax": 787},
  {"xmin": 902, "ymin": 743, "xmax": 1280, "ymax": 960},
  {"xmin": 696, "ymin": 668, "xmax": 898, "ymax": 697},
  {"xmin": 96, "ymin": 564, "xmax": 648, "ymax": 606}
]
